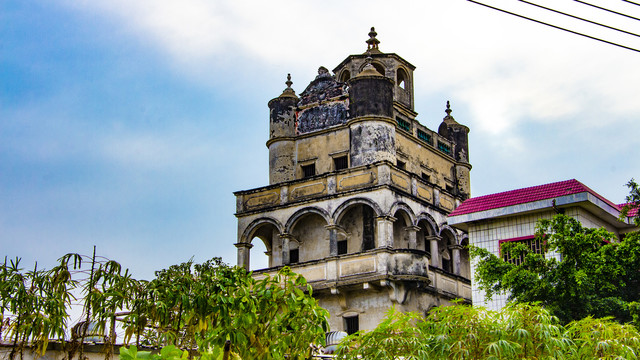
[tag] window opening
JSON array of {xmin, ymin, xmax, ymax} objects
[
  {"xmin": 397, "ymin": 68, "xmax": 408, "ymax": 89},
  {"xmin": 397, "ymin": 160, "xmax": 406, "ymax": 170},
  {"xmin": 421, "ymin": 173, "xmax": 430, "ymax": 183},
  {"xmin": 396, "ymin": 117, "xmax": 411, "ymax": 132},
  {"xmin": 334, "ymin": 156, "xmax": 348, "ymax": 171},
  {"xmin": 362, "ymin": 206, "xmax": 375, "ymax": 251},
  {"xmin": 417, "ymin": 129, "xmax": 432, "ymax": 144},
  {"xmin": 301, "ymin": 163, "xmax": 316, "ymax": 178},
  {"xmin": 344, "ymin": 315, "xmax": 359, "ymax": 335},
  {"xmin": 501, "ymin": 236, "xmax": 545, "ymax": 266},
  {"xmin": 437, "ymin": 141, "xmax": 451, "ymax": 155},
  {"xmin": 337, "ymin": 240, "xmax": 348, "ymax": 255},
  {"xmin": 446, "ymin": 185, "xmax": 454, "ymax": 193},
  {"xmin": 289, "ymin": 248, "xmax": 299, "ymax": 264}
]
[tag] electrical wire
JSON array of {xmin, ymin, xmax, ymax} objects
[
  {"xmin": 622, "ymin": 0, "xmax": 640, "ymax": 6},
  {"xmin": 467, "ymin": 0, "xmax": 640, "ymax": 53},
  {"xmin": 519, "ymin": 0, "xmax": 640, "ymax": 38},
  {"xmin": 574, "ymin": 0, "xmax": 640, "ymax": 21}
]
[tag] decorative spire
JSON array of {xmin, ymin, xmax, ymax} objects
[
  {"xmin": 285, "ymin": 73, "xmax": 293, "ymax": 89},
  {"xmin": 366, "ymin": 27, "xmax": 381, "ymax": 53},
  {"xmin": 445, "ymin": 100, "xmax": 453, "ymax": 119},
  {"xmin": 279, "ymin": 73, "xmax": 297, "ymax": 98}
]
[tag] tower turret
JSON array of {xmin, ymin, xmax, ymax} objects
[
  {"xmin": 438, "ymin": 101, "xmax": 471, "ymax": 197},
  {"xmin": 267, "ymin": 74, "xmax": 298, "ymax": 184}
]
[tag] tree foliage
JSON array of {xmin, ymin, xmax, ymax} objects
[
  {"xmin": 336, "ymin": 303, "xmax": 640, "ymax": 360},
  {"xmin": 0, "ymin": 253, "xmax": 328, "ymax": 360},
  {"xmin": 620, "ymin": 178, "xmax": 640, "ymax": 227},
  {"xmin": 471, "ymin": 214, "xmax": 640, "ymax": 325}
]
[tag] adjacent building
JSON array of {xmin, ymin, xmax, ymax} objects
[
  {"xmin": 448, "ymin": 179, "xmax": 638, "ymax": 310},
  {"xmin": 234, "ymin": 28, "xmax": 472, "ymax": 333}
]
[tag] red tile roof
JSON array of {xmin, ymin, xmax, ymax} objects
[
  {"xmin": 618, "ymin": 203, "xmax": 639, "ymax": 217},
  {"xmin": 449, "ymin": 179, "xmax": 620, "ymax": 217}
]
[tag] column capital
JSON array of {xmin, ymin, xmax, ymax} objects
[
  {"xmin": 404, "ymin": 225, "xmax": 421, "ymax": 232},
  {"xmin": 234, "ymin": 242, "xmax": 254, "ymax": 249},
  {"xmin": 375, "ymin": 215, "xmax": 397, "ymax": 223},
  {"xmin": 278, "ymin": 232, "xmax": 294, "ymax": 240},
  {"xmin": 425, "ymin": 235, "xmax": 440, "ymax": 241}
]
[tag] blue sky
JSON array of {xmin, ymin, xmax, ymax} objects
[{"xmin": 2, "ymin": 0, "xmax": 639, "ymax": 279}]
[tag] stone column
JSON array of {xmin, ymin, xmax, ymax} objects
[
  {"xmin": 325, "ymin": 225, "xmax": 339, "ymax": 256},
  {"xmin": 376, "ymin": 216, "xmax": 396, "ymax": 248},
  {"xmin": 234, "ymin": 242, "xmax": 253, "ymax": 271},
  {"xmin": 427, "ymin": 235, "xmax": 440, "ymax": 268},
  {"xmin": 405, "ymin": 226, "xmax": 421, "ymax": 250},
  {"xmin": 280, "ymin": 233, "xmax": 293, "ymax": 265},
  {"xmin": 451, "ymin": 245, "xmax": 462, "ymax": 276}
]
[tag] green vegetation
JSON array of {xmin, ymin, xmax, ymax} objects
[
  {"xmin": 472, "ymin": 214, "xmax": 640, "ymax": 325},
  {"xmin": 0, "ymin": 253, "xmax": 328, "ymax": 360},
  {"xmin": 337, "ymin": 304, "xmax": 640, "ymax": 360}
]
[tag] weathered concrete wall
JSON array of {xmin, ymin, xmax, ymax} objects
[{"xmin": 350, "ymin": 120, "xmax": 396, "ymax": 167}]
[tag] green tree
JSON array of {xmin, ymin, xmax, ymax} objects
[
  {"xmin": 620, "ymin": 178, "xmax": 640, "ymax": 226},
  {"xmin": 471, "ymin": 214, "xmax": 640, "ymax": 325}
]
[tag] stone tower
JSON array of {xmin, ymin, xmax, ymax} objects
[{"xmin": 234, "ymin": 28, "xmax": 472, "ymax": 333}]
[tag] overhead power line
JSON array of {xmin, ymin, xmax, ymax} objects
[
  {"xmin": 574, "ymin": 0, "xmax": 640, "ymax": 21},
  {"xmin": 519, "ymin": 0, "xmax": 640, "ymax": 38},
  {"xmin": 622, "ymin": 0, "xmax": 640, "ymax": 7},
  {"xmin": 467, "ymin": 0, "xmax": 640, "ymax": 53}
]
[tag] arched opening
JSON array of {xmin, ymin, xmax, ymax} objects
[
  {"xmin": 459, "ymin": 238, "xmax": 471, "ymax": 279},
  {"xmin": 337, "ymin": 203, "xmax": 377, "ymax": 253},
  {"xmin": 289, "ymin": 212, "xmax": 330, "ymax": 263},
  {"xmin": 439, "ymin": 230, "xmax": 456, "ymax": 273},
  {"xmin": 392, "ymin": 209, "xmax": 412, "ymax": 249},
  {"xmin": 372, "ymin": 62, "xmax": 385, "ymax": 77},
  {"xmin": 339, "ymin": 70, "xmax": 351, "ymax": 82},
  {"xmin": 396, "ymin": 68, "xmax": 409, "ymax": 90},
  {"xmin": 247, "ymin": 222, "xmax": 278, "ymax": 270},
  {"xmin": 417, "ymin": 218, "xmax": 437, "ymax": 252}
]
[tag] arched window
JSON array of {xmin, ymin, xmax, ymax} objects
[
  {"xmin": 397, "ymin": 68, "xmax": 409, "ymax": 89},
  {"xmin": 339, "ymin": 70, "xmax": 351, "ymax": 82}
]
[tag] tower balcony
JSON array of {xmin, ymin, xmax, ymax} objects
[{"xmin": 252, "ymin": 247, "xmax": 472, "ymax": 301}]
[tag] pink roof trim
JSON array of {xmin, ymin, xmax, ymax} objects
[{"xmin": 449, "ymin": 179, "xmax": 620, "ymax": 217}]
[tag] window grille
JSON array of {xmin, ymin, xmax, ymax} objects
[
  {"xmin": 417, "ymin": 129, "xmax": 432, "ymax": 144},
  {"xmin": 502, "ymin": 237, "xmax": 545, "ymax": 266},
  {"xmin": 344, "ymin": 316, "xmax": 359, "ymax": 335},
  {"xmin": 301, "ymin": 164, "xmax": 316, "ymax": 178},
  {"xmin": 437, "ymin": 141, "xmax": 451, "ymax": 155},
  {"xmin": 334, "ymin": 156, "xmax": 348, "ymax": 171},
  {"xmin": 396, "ymin": 117, "xmax": 411, "ymax": 132}
]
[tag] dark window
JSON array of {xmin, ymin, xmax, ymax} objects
[
  {"xmin": 446, "ymin": 185, "xmax": 454, "ymax": 193},
  {"xmin": 301, "ymin": 164, "xmax": 316, "ymax": 178},
  {"xmin": 397, "ymin": 160, "xmax": 406, "ymax": 170},
  {"xmin": 437, "ymin": 141, "xmax": 451, "ymax": 155},
  {"xmin": 442, "ymin": 258, "xmax": 452, "ymax": 273},
  {"xmin": 344, "ymin": 316, "xmax": 359, "ymax": 335},
  {"xmin": 417, "ymin": 129, "xmax": 432, "ymax": 144},
  {"xmin": 396, "ymin": 117, "xmax": 411, "ymax": 132},
  {"xmin": 289, "ymin": 248, "xmax": 299, "ymax": 264},
  {"xmin": 337, "ymin": 240, "xmax": 348, "ymax": 255},
  {"xmin": 421, "ymin": 173, "xmax": 430, "ymax": 183},
  {"xmin": 334, "ymin": 156, "xmax": 348, "ymax": 171},
  {"xmin": 362, "ymin": 206, "xmax": 375, "ymax": 251}
]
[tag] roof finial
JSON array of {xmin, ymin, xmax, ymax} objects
[
  {"xmin": 366, "ymin": 26, "xmax": 380, "ymax": 52},
  {"xmin": 279, "ymin": 73, "xmax": 297, "ymax": 98},
  {"xmin": 285, "ymin": 73, "xmax": 293, "ymax": 89},
  {"xmin": 445, "ymin": 100, "xmax": 452, "ymax": 118}
]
